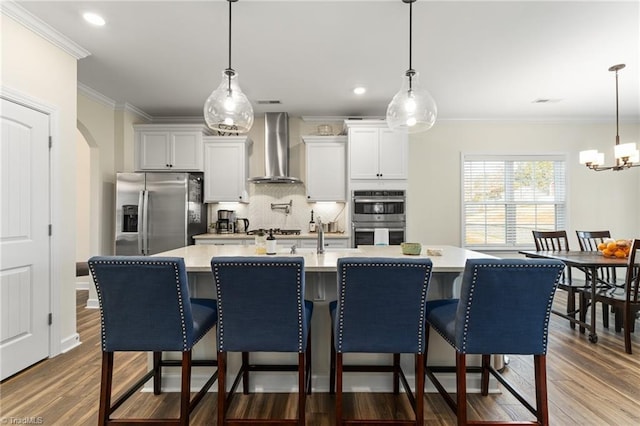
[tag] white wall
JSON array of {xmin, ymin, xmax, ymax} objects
[
  {"xmin": 407, "ymin": 120, "xmax": 640, "ymax": 250},
  {"xmin": 1, "ymin": 14, "xmax": 79, "ymax": 351},
  {"xmin": 76, "ymin": 129, "xmax": 90, "ymax": 263}
]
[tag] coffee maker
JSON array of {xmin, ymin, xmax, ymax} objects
[{"xmin": 215, "ymin": 209, "xmax": 236, "ymax": 234}]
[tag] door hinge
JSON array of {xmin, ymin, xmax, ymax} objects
[
  {"xmin": 48, "ymin": 224, "xmax": 52, "ymax": 236},
  {"xmin": 49, "ymin": 136, "xmax": 52, "ymax": 149},
  {"xmin": 48, "ymin": 313, "xmax": 53, "ymax": 325}
]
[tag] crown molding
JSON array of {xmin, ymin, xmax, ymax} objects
[
  {"xmin": 152, "ymin": 116, "xmax": 206, "ymax": 124},
  {"xmin": 116, "ymin": 102, "xmax": 153, "ymax": 122},
  {"xmin": 78, "ymin": 83, "xmax": 116, "ymax": 109},
  {"xmin": 1, "ymin": 1, "xmax": 90, "ymax": 60}
]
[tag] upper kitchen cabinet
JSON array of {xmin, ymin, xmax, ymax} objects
[
  {"xmin": 203, "ymin": 136, "xmax": 252, "ymax": 203},
  {"xmin": 303, "ymin": 135, "xmax": 347, "ymax": 201},
  {"xmin": 346, "ymin": 121, "xmax": 408, "ymax": 180},
  {"xmin": 134, "ymin": 124, "xmax": 210, "ymax": 171}
]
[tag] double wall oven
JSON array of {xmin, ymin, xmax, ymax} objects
[{"xmin": 351, "ymin": 190, "xmax": 406, "ymax": 247}]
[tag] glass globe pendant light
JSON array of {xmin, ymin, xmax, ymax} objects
[
  {"xmin": 386, "ymin": 0, "xmax": 437, "ymax": 134},
  {"xmin": 204, "ymin": 0, "xmax": 253, "ymax": 133}
]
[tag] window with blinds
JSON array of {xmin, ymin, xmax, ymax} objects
[{"xmin": 462, "ymin": 154, "xmax": 567, "ymax": 250}]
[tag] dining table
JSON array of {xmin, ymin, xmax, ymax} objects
[{"xmin": 519, "ymin": 250, "xmax": 629, "ymax": 343}]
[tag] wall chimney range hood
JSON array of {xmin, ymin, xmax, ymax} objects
[{"xmin": 249, "ymin": 112, "xmax": 302, "ymax": 184}]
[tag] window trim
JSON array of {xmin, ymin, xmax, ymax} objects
[{"xmin": 460, "ymin": 152, "xmax": 569, "ymax": 251}]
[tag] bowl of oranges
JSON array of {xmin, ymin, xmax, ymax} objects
[{"xmin": 597, "ymin": 239, "xmax": 632, "ymax": 258}]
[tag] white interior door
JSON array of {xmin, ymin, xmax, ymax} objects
[{"xmin": 0, "ymin": 98, "xmax": 51, "ymax": 380}]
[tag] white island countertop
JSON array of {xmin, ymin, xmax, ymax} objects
[{"xmin": 155, "ymin": 244, "xmax": 494, "ymax": 273}]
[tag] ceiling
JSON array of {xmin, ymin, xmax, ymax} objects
[{"xmin": 11, "ymin": 0, "xmax": 640, "ymax": 121}]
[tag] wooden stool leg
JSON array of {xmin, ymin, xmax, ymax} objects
[
  {"xmin": 98, "ymin": 352, "xmax": 114, "ymax": 426},
  {"xmin": 415, "ymin": 354, "xmax": 425, "ymax": 426},
  {"xmin": 330, "ymin": 328, "xmax": 336, "ymax": 395},
  {"xmin": 456, "ymin": 352, "xmax": 467, "ymax": 426},
  {"xmin": 305, "ymin": 331, "xmax": 312, "ymax": 395},
  {"xmin": 153, "ymin": 351, "xmax": 162, "ymax": 395},
  {"xmin": 298, "ymin": 353, "xmax": 306, "ymax": 426},
  {"xmin": 217, "ymin": 352, "xmax": 227, "ymax": 426},
  {"xmin": 336, "ymin": 353, "xmax": 343, "ymax": 426},
  {"xmin": 534, "ymin": 354, "xmax": 549, "ymax": 426},
  {"xmin": 393, "ymin": 353, "xmax": 400, "ymax": 395},
  {"xmin": 241, "ymin": 352, "xmax": 249, "ymax": 394},
  {"xmin": 180, "ymin": 351, "xmax": 192, "ymax": 426},
  {"xmin": 481, "ymin": 354, "xmax": 491, "ymax": 396}
]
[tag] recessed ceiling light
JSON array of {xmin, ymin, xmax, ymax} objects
[
  {"xmin": 83, "ymin": 12, "xmax": 106, "ymax": 26},
  {"xmin": 353, "ymin": 87, "xmax": 366, "ymax": 95}
]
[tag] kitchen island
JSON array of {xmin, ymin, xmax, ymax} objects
[{"xmin": 152, "ymin": 244, "xmax": 498, "ymax": 393}]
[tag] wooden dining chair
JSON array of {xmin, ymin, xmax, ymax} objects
[
  {"xmin": 576, "ymin": 230, "xmax": 617, "ymax": 328},
  {"xmin": 532, "ymin": 230, "xmax": 583, "ymax": 329},
  {"xmin": 579, "ymin": 239, "xmax": 640, "ymax": 354}
]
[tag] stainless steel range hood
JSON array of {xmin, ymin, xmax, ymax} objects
[{"xmin": 249, "ymin": 112, "xmax": 302, "ymax": 184}]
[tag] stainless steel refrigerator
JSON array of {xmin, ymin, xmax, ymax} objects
[{"xmin": 115, "ymin": 172, "xmax": 206, "ymax": 255}]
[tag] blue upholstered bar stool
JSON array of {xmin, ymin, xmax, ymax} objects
[
  {"xmin": 88, "ymin": 256, "xmax": 218, "ymax": 426},
  {"xmin": 425, "ymin": 259, "xmax": 564, "ymax": 426},
  {"xmin": 329, "ymin": 257, "xmax": 433, "ymax": 425},
  {"xmin": 210, "ymin": 256, "xmax": 313, "ymax": 426}
]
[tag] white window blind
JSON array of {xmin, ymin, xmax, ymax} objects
[{"xmin": 462, "ymin": 154, "xmax": 566, "ymax": 250}]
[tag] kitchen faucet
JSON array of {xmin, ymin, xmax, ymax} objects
[{"xmin": 317, "ymin": 217, "xmax": 325, "ymax": 254}]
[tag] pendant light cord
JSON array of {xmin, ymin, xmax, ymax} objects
[
  {"xmin": 227, "ymin": 0, "xmax": 233, "ymax": 95},
  {"xmin": 408, "ymin": 0, "xmax": 413, "ymax": 91},
  {"xmin": 409, "ymin": 1, "xmax": 413, "ymax": 71},
  {"xmin": 615, "ymin": 68, "xmax": 619, "ymax": 145}
]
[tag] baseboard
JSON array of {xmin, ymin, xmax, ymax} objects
[
  {"xmin": 60, "ymin": 333, "xmax": 81, "ymax": 353},
  {"xmin": 75, "ymin": 280, "xmax": 91, "ymax": 291},
  {"xmin": 86, "ymin": 298, "xmax": 100, "ymax": 309}
]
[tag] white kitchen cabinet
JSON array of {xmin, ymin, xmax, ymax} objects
[
  {"xmin": 346, "ymin": 121, "xmax": 408, "ymax": 180},
  {"xmin": 300, "ymin": 238, "xmax": 349, "ymax": 249},
  {"xmin": 134, "ymin": 124, "xmax": 210, "ymax": 171},
  {"xmin": 302, "ymin": 136, "xmax": 347, "ymax": 201},
  {"xmin": 203, "ymin": 136, "xmax": 252, "ymax": 203}
]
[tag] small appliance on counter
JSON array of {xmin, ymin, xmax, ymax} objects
[
  {"xmin": 235, "ymin": 218, "xmax": 250, "ymax": 233},
  {"xmin": 215, "ymin": 209, "xmax": 236, "ymax": 234}
]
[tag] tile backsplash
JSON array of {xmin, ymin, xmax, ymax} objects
[{"xmin": 207, "ymin": 183, "xmax": 348, "ymax": 233}]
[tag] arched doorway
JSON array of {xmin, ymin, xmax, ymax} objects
[{"xmin": 76, "ymin": 121, "xmax": 101, "ymax": 308}]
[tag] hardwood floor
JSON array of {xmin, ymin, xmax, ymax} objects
[{"xmin": 1, "ymin": 290, "xmax": 639, "ymax": 425}]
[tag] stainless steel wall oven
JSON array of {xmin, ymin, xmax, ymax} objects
[{"xmin": 351, "ymin": 190, "xmax": 406, "ymax": 247}]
